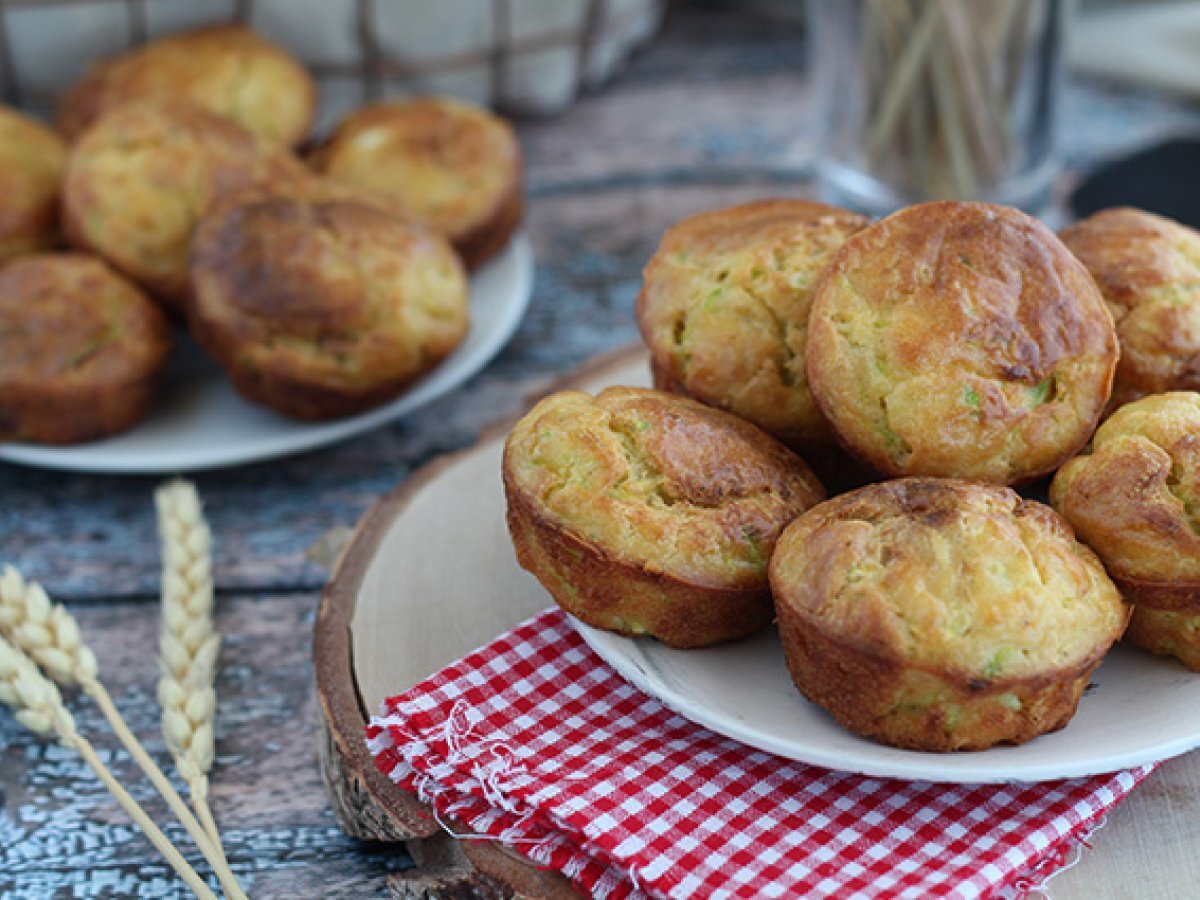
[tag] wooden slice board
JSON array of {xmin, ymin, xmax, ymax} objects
[{"xmin": 313, "ymin": 346, "xmax": 1200, "ymax": 899}]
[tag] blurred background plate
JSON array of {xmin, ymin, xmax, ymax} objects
[{"xmin": 0, "ymin": 233, "xmax": 533, "ymax": 474}]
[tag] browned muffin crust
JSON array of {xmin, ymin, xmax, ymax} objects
[
  {"xmin": 1050, "ymin": 392, "xmax": 1200, "ymax": 610},
  {"xmin": 770, "ymin": 478, "xmax": 1129, "ymax": 751},
  {"xmin": 1125, "ymin": 606, "xmax": 1200, "ymax": 671},
  {"xmin": 807, "ymin": 201, "xmax": 1118, "ymax": 485},
  {"xmin": 0, "ymin": 254, "xmax": 171, "ymax": 444},
  {"xmin": 0, "ymin": 106, "xmax": 67, "ymax": 263},
  {"xmin": 188, "ymin": 192, "xmax": 469, "ymax": 420},
  {"xmin": 61, "ymin": 102, "xmax": 309, "ymax": 312},
  {"xmin": 504, "ymin": 387, "xmax": 825, "ymax": 648},
  {"xmin": 310, "ymin": 98, "xmax": 522, "ymax": 269},
  {"xmin": 1060, "ymin": 207, "xmax": 1200, "ymax": 409},
  {"xmin": 58, "ymin": 24, "xmax": 316, "ymax": 147},
  {"xmin": 637, "ymin": 199, "xmax": 868, "ymax": 456}
]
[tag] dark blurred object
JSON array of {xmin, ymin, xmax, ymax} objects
[{"xmin": 1070, "ymin": 138, "xmax": 1200, "ymax": 228}]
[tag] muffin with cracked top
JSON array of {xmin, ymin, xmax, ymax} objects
[
  {"xmin": 0, "ymin": 254, "xmax": 171, "ymax": 444},
  {"xmin": 57, "ymin": 24, "xmax": 315, "ymax": 147},
  {"xmin": 769, "ymin": 478, "xmax": 1129, "ymax": 751},
  {"xmin": 637, "ymin": 199, "xmax": 868, "ymax": 466},
  {"xmin": 61, "ymin": 102, "xmax": 309, "ymax": 313},
  {"xmin": 806, "ymin": 201, "xmax": 1118, "ymax": 484},
  {"xmin": 188, "ymin": 189, "xmax": 469, "ymax": 421},
  {"xmin": 1060, "ymin": 207, "xmax": 1200, "ymax": 410},
  {"xmin": 503, "ymin": 387, "xmax": 825, "ymax": 648},
  {"xmin": 310, "ymin": 97, "xmax": 522, "ymax": 269},
  {"xmin": 1051, "ymin": 392, "xmax": 1200, "ymax": 669},
  {"xmin": 0, "ymin": 106, "xmax": 67, "ymax": 264}
]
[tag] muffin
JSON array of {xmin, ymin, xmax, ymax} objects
[
  {"xmin": 0, "ymin": 106, "xmax": 67, "ymax": 263},
  {"xmin": 0, "ymin": 254, "xmax": 171, "ymax": 444},
  {"xmin": 57, "ymin": 24, "xmax": 315, "ymax": 147},
  {"xmin": 1060, "ymin": 208, "xmax": 1200, "ymax": 410},
  {"xmin": 769, "ymin": 478, "xmax": 1129, "ymax": 751},
  {"xmin": 1125, "ymin": 608, "xmax": 1200, "ymax": 672},
  {"xmin": 503, "ymin": 387, "xmax": 825, "ymax": 648},
  {"xmin": 311, "ymin": 98, "xmax": 522, "ymax": 269},
  {"xmin": 636, "ymin": 199, "xmax": 868, "ymax": 459},
  {"xmin": 806, "ymin": 201, "xmax": 1118, "ymax": 484},
  {"xmin": 61, "ymin": 102, "xmax": 309, "ymax": 312},
  {"xmin": 188, "ymin": 190, "xmax": 469, "ymax": 420},
  {"xmin": 1050, "ymin": 392, "xmax": 1200, "ymax": 612}
]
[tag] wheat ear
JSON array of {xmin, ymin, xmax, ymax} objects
[
  {"xmin": 0, "ymin": 634, "xmax": 218, "ymax": 899},
  {"xmin": 0, "ymin": 566, "xmax": 245, "ymax": 900},
  {"xmin": 155, "ymin": 480, "xmax": 228, "ymax": 873}
]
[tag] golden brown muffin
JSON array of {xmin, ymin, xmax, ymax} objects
[
  {"xmin": 1125, "ymin": 607, "xmax": 1200, "ymax": 671},
  {"xmin": 0, "ymin": 253, "xmax": 171, "ymax": 444},
  {"xmin": 61, "ymin": 102, "xmax": 309, "ymax": 313},
  {"xmin": 0, "ymin": 106, "xmax": 67, "ymax": 263},
  {"xmin": 188, "ymin": 191, "xmax": 469, "ymax": 420},
  {"xmin": 311, "ymin": 98, "xmax": 522, "ymax": 269},
  {"xmin": 807, "ymin": 201, "xmax": 1118, "ymax": 484},
  {"xmin": 637, "ymin": 199, "xmax": 868, "ymax": 456},
  {"xmin": 1060, "ymin": 208, "xmax": 1200, "ymax": 410},
  {"xmin": 1050, "ymin": 392, "xmax": 1200, "ymax": 610},
  {"xmin": 503, "ymin": 387, "xmax": 825, "ymax": 648},
  {"xmin": 769, "ymin": 478, "xmax": 1129, "ymax": 751},
  {"xmin": 57, "ymin": 24, "xmax": 315, "ymax": 147}
]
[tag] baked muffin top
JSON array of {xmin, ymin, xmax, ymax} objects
[
  {"xmin": 58, "ymin": 24, "xmax": 315, "ymax": 147},
  {"xmin": 1060, "ymin": 207, "xmax": 1200, "ymax": 408},
  {"xmin": 637, "ymin": 199, "xmax": 868, "ymax": 451},
  {"xmin": 1051, "ymin": 391, "xmax": 1200, "ymax": 587},
  {"xmin": 0, "ymin": 254, "xmax": 170, "ymax": 437},
  {"xmin": 311, "ymin": 98, "xmax": 521, "ymax": 254},
  {"xmin": 188, "ymin": 191, "xmax": 468, "ymax": 414},
  {"xmin": 770, "ymin": 478, "xmax": 1127, "ymax": 682},
  {"xmin": 62, "ymin": 102, "xmax": 309, "ymax": 308},
  {"xmin": 0, "ymin": 106, "xmax": 66, "ymax": 262},
  {"xmin": 807, "ymin": 201, "xmax": 1118, "ymax": 483},
  {"xmin": 503, "ymin": 387, "xmax": 825, "ymax": 589}
]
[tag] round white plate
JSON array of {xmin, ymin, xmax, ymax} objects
[
  {"xmin": 0, "ymin": 234, "xmax": 534, "ymax": 474},
  {"xmin": 573, "ymin": 620, "xmax": 1200, "ymax": 783}
]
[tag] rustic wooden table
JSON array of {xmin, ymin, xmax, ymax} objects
[{"xmin": 3, "ymin": 5, "xmax": 1199, "ymax": 898}]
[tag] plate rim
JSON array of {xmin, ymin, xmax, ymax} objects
[
  {"xmin": 572, "ymin": 619, "xmax": 1200, "ymax": 784},
  {"xmin": 0, "ymin": 233, "xmax": 534, "ymax": 474}
]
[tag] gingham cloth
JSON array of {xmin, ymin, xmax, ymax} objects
[{"xmin": 366, "ymin": 609, "xmax": 1155, "ymax": 899}]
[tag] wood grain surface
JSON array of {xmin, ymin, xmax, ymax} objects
[{"xmin": 4, "ymin": 3, "xmax": 1200, "ymax": 897}]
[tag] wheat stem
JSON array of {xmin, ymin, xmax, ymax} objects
[
  {"xmin": 0, "ymin": 635, "xmax": 217, "ymax": 900},
  {"xmin": 0, "ymin": 565, "xmax": 244, "ymax": 899}
]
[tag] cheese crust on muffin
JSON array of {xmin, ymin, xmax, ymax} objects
[
  {"xmin": 504, "ymin": 387, "xmax": 825, "ymax": 648},
  {"xmin": 188, "ymin": 191, "xmax": 469, "ymax": 421},
  {"xmin": 57, "ymin": 25, "xmax": 315, "ymax": 147},
  {"xmin": 62, "ymin": 102, "xmax": 309, "ymax": 312},
  {"xmin": 311, "ymin": 98, "xmax": 522, "ymax": 269},
  {"xmin": 0, "ymin": 254, "xmax": 170, "ymax": 444},
  {"xmin": 637, "ymin": 199, "xmax": 868, "ymax": 456},
  {"xmin": 769, "ymin": 478, "xmax": 1128, "ymax": 751},
  {"xmin": 1125, "ymin": 607, "xmax": 1200, "ymax": 671},
  {"xmin": 1060, "ymin": 207, "xmax": 1200, "ymax": 409},
  {"xmin": 1051, "ymin": 392, "xmax": 1200, "ymax": 610},
  {"xmin": 806, "ymin": 201, "xmax": 1118, "ymax": 484},
  {"xmin": 0, "ymin": 106, "xmax": 66, "ymax": 263}
]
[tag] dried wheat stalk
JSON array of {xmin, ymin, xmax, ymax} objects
[
  {"xmin": 155, "ymin": 480, "xmax": 228, "ymax": 873},
  {"xmin": 0, "ymin": 565, "xmax": 244, "ymax": 899},
  {"xmin": 0, "ymin": 633, "xmax": 218, "ymax": 899}
]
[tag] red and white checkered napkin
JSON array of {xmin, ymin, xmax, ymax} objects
[{"xmin": 366, "ymin": 609, "xmax": 1155, "ymax": 899}]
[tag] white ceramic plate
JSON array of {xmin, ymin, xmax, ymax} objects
[
  {"xmin": 574, "ymin": 621, "xmax": 1200, "ymax": 783},
  {"xmin": 0, "ymin": 235, "xmax": 534, "ymax": 474}
]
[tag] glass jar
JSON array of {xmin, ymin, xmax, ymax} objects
[{"xmin": 807, "ymin": 0, "xmax": 1068, "ymax": 216}]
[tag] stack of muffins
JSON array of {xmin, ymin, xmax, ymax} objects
[
  {"xmin": 504, "ymin": 198, "xmax": 1200, "ymax": 753},
  {"xmin": 0, "ymin": 24, "xmax": 524, "ymax": 443}
]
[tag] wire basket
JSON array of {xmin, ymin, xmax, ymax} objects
[{"xmin": 0, "ymin": 0, "xmax": 669, "ymax": 126}]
